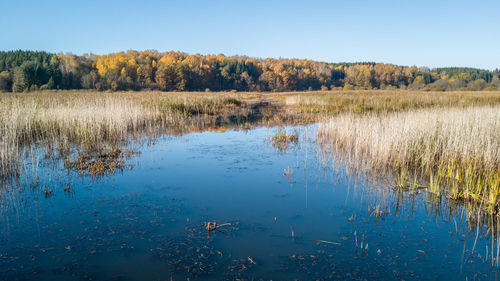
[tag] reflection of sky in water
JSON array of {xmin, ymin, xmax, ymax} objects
[{"xmin": 0, "ymin": 125, "xmax": 496, "ymax": 280}]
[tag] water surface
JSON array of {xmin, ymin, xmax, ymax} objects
[{"xmin": 0, "ymin": 125, "xmax": 497, "ymax": 280}]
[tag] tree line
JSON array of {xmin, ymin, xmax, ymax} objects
[{"xmin": 1, "ymin": 50, "xmax": 499, "ymax": 92}]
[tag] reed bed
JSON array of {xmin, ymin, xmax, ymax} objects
[
  {"xmin": 0, "ymin": 90, "xmax": 249, "ymax": 178},
  {"xmin": 318, "ymin": 105, "xmax": 500, "ymax": 211},
  {"xmin": 285, "ymin": 90, "xmax": 500, "ymax": 114},
  {"xmin": 2, "ymin": 89, "xmax": 499, "ymax": 180}
]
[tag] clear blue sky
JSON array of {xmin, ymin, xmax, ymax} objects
[{"xmin": 1, "ymin": 0, "xmax": 499, "ymax": 69}]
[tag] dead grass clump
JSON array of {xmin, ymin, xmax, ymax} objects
[
  {"xmin": 66, "ymin": 147, "xmax": 131, "ymax": 178},
  {"xmin": 271, "ymin": 129, "xmax": 298, "ymax": 151}
]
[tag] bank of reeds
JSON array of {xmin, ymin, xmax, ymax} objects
[
  {"xmin": 2, "ymin": 90, "xmax": 500, "ymax": 180},
  {"xmin": 0, "ymin": 91, "xmax": 249, "ymax": 178},
  {"xmin": 286, "ymin": 90, "xmax": 500, "ymax": 115},
  {"xmin": 318, "ymin": 105, "xmax": 500, "ymax": 212}
]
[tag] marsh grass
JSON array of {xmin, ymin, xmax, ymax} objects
[
  {"xmin": 285, "ymin": 90, "xmax": 500, "ymax": 115},
  {"xmin": 318, "ymin": 105, "xmax": 500, "ymax": 212},
  {"xmin": 271, "ymin": 128, "xmax": 298, "ymax": 152},
  {"xmin": 2, "ymin": 89, "xmax": 500, "ymax": 180},
  {"xmin": 66, "ymin": 147, "xmax": 131, "ymax": 178},
  {"xmin": 0, "ymin": 91, "xmax": 253, "ymax": 179}
]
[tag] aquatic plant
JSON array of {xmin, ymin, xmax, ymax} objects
[
  {"xmin": 271, "ymin": 128, "xmax": 298, "ymax": 151},
  {"xmin": 2, "ymin": 89, "xmax": 499, "ymax": 181},
  {"xmin": 0, "ymin": 91, "xmax": 255, "ymax": 179},
  {"xmin": 66, "ymin": 147, "xmax": 130, "ymax": 178},
  {"xmin": 318, "ymin": 105, "xmax": 500, "ymax": 212},
  {"xmin": 285, "ymin": 90, "xmax": 500, "ymax": 116}
]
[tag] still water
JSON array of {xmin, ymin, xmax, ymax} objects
[{"xmin": 0, "ymin": 125, "xmax": 497, "ymax": 280}]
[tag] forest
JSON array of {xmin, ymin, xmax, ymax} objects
[{"xmin": 0, "ymin": 50, "xmax": 499, "ymax": 92}]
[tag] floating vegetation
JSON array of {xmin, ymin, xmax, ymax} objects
[
  {"xmin": 205, "ymin": 221, "xmax": 233, "ymax": 234},
  {"xmin": 152, "ymin": 221, "xmax": 244, "ymax": 278},
  {"xmin": 198, "ymin": 220, "xmax": 239, "ymax": 236},
  {"xmin": 280, "ymin": 246, "xmax": 411, "ymax": 280},
  {"xmin": 312, "ymin": 240, "xmax": 342, "ymax": 245},
  {"xmin": 223, "ymin": 257, "xmax": 258, "ymax": 280},
  {"xmin": 66, "ymin": 147, "xmax": 132, "ymax": 177},
  {"xmin": 271, "ymin": 128, "xmax": 298, "ymax": 152},
  {"xmin": 281, "ymin": 252, "xmax": 344, "ymax": 280},
  {"xmin": 152, "ymin": 237, "xmax": 221, "ymax": 277}
]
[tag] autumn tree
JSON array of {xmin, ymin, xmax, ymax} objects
[
  {"xmin": 0, "ymin": 71, "xmax": 11, "ymax": 91},
  {"xmin": 0, "ymin": 50, "xmax": 497, "ymax": 92}
]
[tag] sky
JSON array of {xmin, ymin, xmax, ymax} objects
[{"xmin": 1, "ymin": 0, "xmax": 499, "ymax": 69}]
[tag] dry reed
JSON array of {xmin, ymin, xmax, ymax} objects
[
  {"xmin": 2, "ymin": 90, "xmax": 500, "ymax": 181},
  {"xmin": 318, "ymin": 105, "xmax": 500, "ymax": 211},
  {"xmin": 0, "ymin": 90, "xmax": 248, "ymax": 178},
  {"xmin": 286, "ymin": 90, "xmax": 500, "ymax": 115}
]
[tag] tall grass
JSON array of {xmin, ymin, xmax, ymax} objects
[
  {"xmin": 0, "ymin": 91, "xmax": 248, "ymax": 178},
  {"xmin": 285, "ymin": 90, "xmax": 500, "ymax": 114},
  {"xmin": 2, "ymin": 90, "xmax": 499, "ymax": 180},
  {"xmin": 318, "ymin": 105, "xmax": 500, "ymax": 211}
]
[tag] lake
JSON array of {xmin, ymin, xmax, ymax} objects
[{"xmin": 0, "ymin": 124, "xmax": 497, "ymax": 280}]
